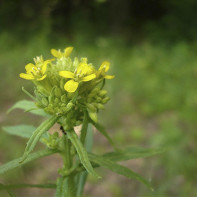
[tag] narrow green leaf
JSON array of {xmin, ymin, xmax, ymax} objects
[
  {"xmin": 88, "ymin": 153, "xmax": 153, "ymax": 190},
  {"xmin": 0, "ymin": 183, "xmax": 56, "ymax": 190},
  {"xmin": 7, "ymin": 191, "xmax": 16, "ymax": 197},
  {"xmin": 103, "ymin": 147, "xmax": 166, "ymax": 162},
  {"xmin": 77, "ymin": 125, "xmax": 94, "ymax": 197},
  {"xmin": 7, "ymin": 100, "xmax": 49, "ymax": 117},
  {"xmin": 67, "ymin": 129, "xmax": 100, "ymax": 179},
  {"xmin": 0, "ymin": 149, "xmax": 58, "ymax": 175},
  {"xmin": 89, "ymin": 119, "xmax": 116, "ymax": 150},
  {"xmin": 21, "ymin": 115, "xmax": 58, "ymax": 162},
  {"xmin": 2, "ymin": 125, "xmax": 48, "ymax": 139},
  {"xmin": 2, "ymin": 125, "xmax": 36, "ymax": 139}
]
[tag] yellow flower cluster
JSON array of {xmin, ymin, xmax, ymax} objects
[{"xmin": 20, "ymin": 46, "xmax": 114, "ymax": 93}]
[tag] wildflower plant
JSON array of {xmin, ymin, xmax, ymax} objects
[{"xmin": 0, "ymin": 47, "xmax": 165, "ymax": 196}]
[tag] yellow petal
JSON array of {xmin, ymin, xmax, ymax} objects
[
  {"xmin": 82, "ymin": 74, "xmax": 96, "ymax": 81},
  {"xmin": 59, "ymin": 71, "xmax": 75, "ymax": 79},
  {"xmin": 25, "ymin": 63, "xmax": 34, "ymax": 73},
  {"xmin": 51, "ymin": 49, "xmax": 61, "ymax": 58},
  {"xmin": 37, "ymin": 74, "xmax": 47, "ymax": 81},
  {"xmin": 41, "ymin": 61, "xmax": 49, "ymax": 74},
  {"xmin": 19, "ymin": 73, "xmax": 34, "ymax": 80},
  {"xmin": 64, "ymin": 80, "xmax": 79, "ymax": 92},
  {"xmin": 105, "ymin": 75, "xmax": 115, "ymax": 79},
  {"xmin": 64, "ymin": 47, "xmax": 73, "ymax": 57},
  {"xmin": 99, "ymin": 61, "xmax": 110, "ymax": 72},
  {"xmin": 77, "ymin": 63, "xmax": 92, "ymax": 75}
]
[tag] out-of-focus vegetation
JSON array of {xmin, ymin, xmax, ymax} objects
[{"xmin": 0, "ymin": 0, "xmax": 197, "ymax": 196}]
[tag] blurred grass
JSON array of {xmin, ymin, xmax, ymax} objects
[{"xmin": 0, "ymin": 31, "xmax": 197, "ymax": 196}]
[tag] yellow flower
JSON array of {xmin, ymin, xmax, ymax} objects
[
  {"xmin": 51, "ymin": 47, "xmax": 73, "ymax": 58},
  {"xmin": 98, "ymin": 61, "xmax": 115, "ymax": 79},
  {"xmin": 59, "ymin": 62, "xmax": 96, "ymax": 93},
  {"xmin": 19, "ymin": 57, "xmax": 53, "ymax": 81}
]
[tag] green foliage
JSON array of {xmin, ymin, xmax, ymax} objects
[
  {"xmin": 103, "ymin": 147, "xmax": 167, "ymax": 162},
  {"xmin": 67, "ymin": 129, "xmax": 100, "ymax": 179},
  {"xmin": 21, "ymin": 115, "xmax": 58, "ymax": 161},
  {"xmin": 0, "ymin": 149, "xmax": 57, "ymax": 175},
  {"xmin": 7, "ymin": 100, "xmax": 49, "ymax": 117},
  {"xmin": 2, "ymin": 125, "xmax": 36, "ymax": 139},
  {"xmin": 88, "ymin": 153, "xmax": 153, "ymax": 190}
]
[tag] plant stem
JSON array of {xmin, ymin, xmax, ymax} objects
[{"xmin": 62, "ymin": 134, "xmax": 76, "ymax": 197}]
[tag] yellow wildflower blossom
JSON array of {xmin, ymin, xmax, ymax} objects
[
  {"xmin": 19, "ymin": 57, "xmax": 53, "ymax": 81},
  {"xmin": 59, "ymin": 62, "xmax": 96, "ymax": 93},
  {"xmin": 51, "ymin": 47, "xmax": 73, "ymax": 58},
  {"xmin": 98, "ymin": 61, "xmax": 115, "ymax": 79}
]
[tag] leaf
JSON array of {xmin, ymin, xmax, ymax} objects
[
  {"xmin": 88, "ymin": 153, "xmax": 153, "ymax": 190},
  {"xmin": 2, "ymin": 125, "xmax": 48, "ymax": 139},
  {"xmin": 67, "ymin": 129, "xmax": 100, "ymax": 179},
  {"xmin": 21, "ymin": 115, "xmax": 58, "ymax": 162},
  {"xmin": 77, "ymin": 125, "xmax": 94, "ymax": 197},
  {"xmin": 103, "ymin": 147, "xmax": 166, "ymax": 162},
  {"xmin": 7, "ymin": 191, "xmax": 16, "ymax": 197},
  {"xmin": 0, "ymin": 183, "xmax": 56, "ymax": 190},
  {"xmin": 89, "ymin": 119, "xmax": 117, "ymax": 150},
  {"xmin": 0, "ymin": 149, "xmax": 58, "ymax": 175},
  {"xmin": 7, "ymin": 100, "xmax": 49, "ymax": 117}
]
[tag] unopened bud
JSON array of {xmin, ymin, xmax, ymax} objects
[
  {"xmin": 99, "ymin": 90, "xmax": 107, "ymax": 97},
  {"xmin": 66, "ymin": 102, "xmax": 74, "ymax": 111},
  {"xmin": 54, "ymin": 98, "xmax": 60, "ymax": 104},
  {"xmin": 87, "ymin": 103, "xmax": 96, "ymax": 112},
  {"xmin": 54, "ymin": 87, "xmax": 62, "ymax": 98},
  {"xmin": 88, "ymin": 111, "xmax": 98, "ymax": 123},
  {"xmin": 97, "ymin": 103, "xmax": 104, "ymax": 110},
  {"xmin": 102, "ymin": 97, "xmax": 110, "ymax": 104},
  {"xmin": 61, "ymin": 94, "xmax": 67, "ymax": 103},
  {"xmin": 41, "ymin": 98, "xmax": 49, "ymax": 106}
]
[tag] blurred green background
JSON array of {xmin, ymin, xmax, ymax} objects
[{"xmin": 0, "ymin": 0, "xmax": 197, "ymax": 196}]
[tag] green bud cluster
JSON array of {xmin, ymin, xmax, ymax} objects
[{"xmin": 42, "ymin": 132, "xmax": 60, "ymax": 150}]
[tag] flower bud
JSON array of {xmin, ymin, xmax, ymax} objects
[
  {"xmin": 54, "ymin": 87, "xmax": 62, "ymax": 98},
  {"xmin": 87, "ymin": 103, "xmax": 96, "ymax": 112},
  {"xmin": 61, "ymin": 94, "xmax": 67, "ymax": 103},
  {"xmin": 54, "ymin": 98, "xmax": 60, "ymax": 104},
  {"xmin": 97, "ymin": 103, "xmax": 105, "ymax": 110},
  {"xmin": 99, "ymin": 90, "xmax": 107, "ymax": 97},
  {"xmin": 102, "ymin": 97, "xmax": 110, "ymax": 104},
  {"xmin": 88, "ymin": 111, "xmax": 98, "ymax": 123},
  {"xmin": 66, "ymin": 102, "xmax": 74, "ymax": 112},
  {"xmin": 41, "ymin": 98, "xmax": 49, "ymax": 106}
]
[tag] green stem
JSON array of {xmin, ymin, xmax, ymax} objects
[{"xmin": 62, "ymin": 135, "xmax": 76, "ymax": 197}]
